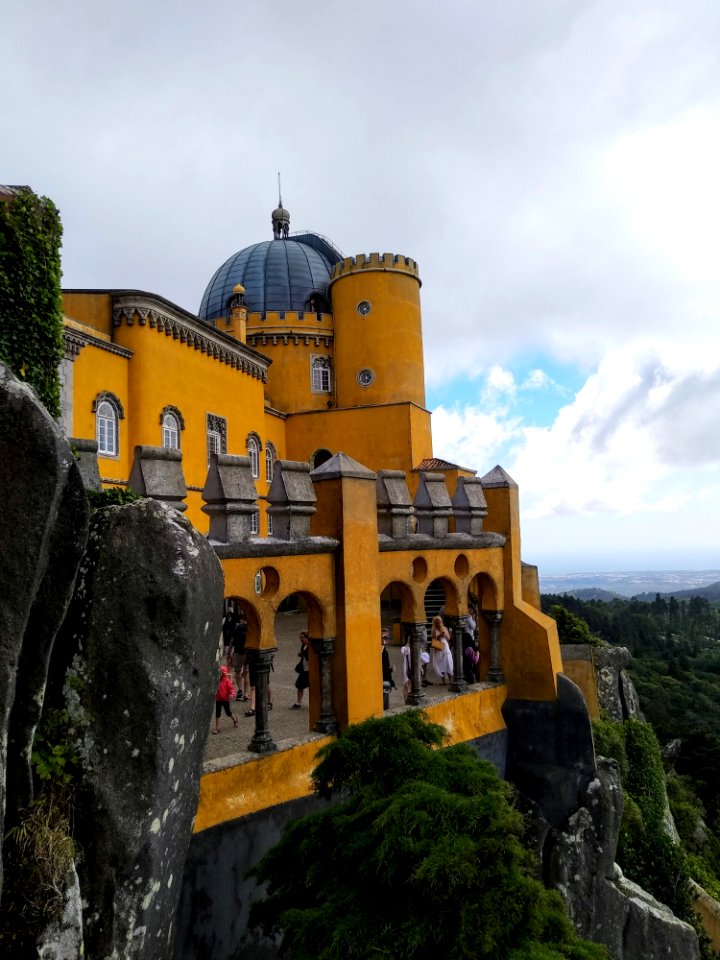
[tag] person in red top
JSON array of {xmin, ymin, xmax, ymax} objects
[{"xmin": 213, "ymin": 665, "xmax": 239, "ymax": 734}]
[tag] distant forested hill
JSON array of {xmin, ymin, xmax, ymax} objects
[
  {"xmin": 542, "ymin": 591, "xmax": 720, "ymax": 852},
  {"xmin": 633, "ymin": 581, "xmax": 720, "ymax": 602}
]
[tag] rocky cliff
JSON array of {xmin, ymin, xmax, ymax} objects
[{"xmin": 0, "ymin": 363, "xmax": 223, "ymax": 958}]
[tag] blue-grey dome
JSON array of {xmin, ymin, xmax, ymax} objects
[{"xmin": 199, "ymin": 235, "xmax": 342, "ymax": 321}]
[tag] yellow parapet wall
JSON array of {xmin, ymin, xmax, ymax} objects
[{"xmin": 194, "ymin": 684, "xmax": 507, "ymax": 833}]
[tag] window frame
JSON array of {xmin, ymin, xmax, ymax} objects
[
  {"xmin": 93, "ymin": 392, "xmax": 124, "ymax": 459},
  {"xmin": 247, "ymin": 433, "xmax": 261, "ymax": 480},
  {"xmin": 311, "ymin": 355, "xmax": 333, "ymax": 394},
  {"xmin": 265, "ymin": 442, "xmax": 276, "ymax": 483}
]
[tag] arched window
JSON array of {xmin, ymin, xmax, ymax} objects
[
  {"xmin": 265, "ymin": 442, "xmax": 276, "ymax": 483},
  {"xmin": 312, "ymin": 448, "xmax": 333, "ymax": 469},
  {"xmin": 311, "ymin": 355, "xmax": 333, "ymax": 393},
  {"xmin": 162, "ymin": 412, "xmax": 180, "ymax": 449},
  {"xmin": 247, "ymin": 433, "xmax": 261, "ymax": 479},
  {"xmin": 93, "ymin": 392, "xmax": 124, "ymax": 457},
  {"xmin": 160, "ymin": 405, "xmax": 184, "ymax": 450},
  {"xmin": 97, "ymin": 401, "xmax": 117, "ymax": 456}
]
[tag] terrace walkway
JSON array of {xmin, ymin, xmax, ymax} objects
[{"xmin": 202, "ymin": 611, "xmax": 478, "ymax": 769}]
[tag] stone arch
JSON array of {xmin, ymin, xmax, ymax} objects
[
  {"xmin": 311, "ymin": 447, "xmax": 333, "ymax": 470},
  {"xmin": 424, "ymin": 576, "xmax": 461, "ymax": 620},
  {"xmin": 469, "ymin": 571, "xmax": 500, "ymax": 612},
  {"xmin": 224, "ymin": 594, "xmax": 262, "ymax": 649},
  {"xmin": 379, "ymin": 578, "xmax": 422, "ymax": 625},
  {"xmin": 273, "ymin": 588, "xmax": 326, "ymax": 639}
]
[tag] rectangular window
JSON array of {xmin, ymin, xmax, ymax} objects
[
  {"xmin": 311, "ymin": 355, "xmax": 333, "ymax": 393},
  {"xmin": 250, "ymin": 508, "xmax": 260, "ymax": 535}
]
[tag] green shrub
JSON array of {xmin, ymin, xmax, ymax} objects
[
  {"xmin": 549, "ymin": 606, "xmax": 601, "ymax": 646},
  {"xmin": 249, "ymin": 711, "xmax": 608, "ymax": 960},
  {"xmin": 0, "ymin": 187, "xmax": 63, "ymax": 417},
  {"xmin": 592, "ymin": 719, "xmax": 629, "ymax": 781},
  {"xmin": 86, "ymin": 486, "xmax": 140, "ymax": 510}
]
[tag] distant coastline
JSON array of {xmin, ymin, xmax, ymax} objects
[{"xmin": 538, "ymin": 569, "xmax": 720, "ymax": 599}]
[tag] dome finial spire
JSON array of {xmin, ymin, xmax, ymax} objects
[{"xmin": 272, "ymin": 173, "xmax": 290, "ymax": 240}]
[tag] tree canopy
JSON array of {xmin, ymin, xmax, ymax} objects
[{"xmin": 249, "ymin": 711, "xmax": 607, "ymax": 960}]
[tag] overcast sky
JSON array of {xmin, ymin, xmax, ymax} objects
[{"xmin": 4, "ymin": 1, "xmax": 720, "ymax": 573}]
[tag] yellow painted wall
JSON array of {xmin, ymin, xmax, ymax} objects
[
  {"xmin": 113, "ymin": 321, "xmax": 270, "ymax": 532},
  {"xmin": 65, "ymin": 293, "xmax": 280, "ymax": 534},
  {"xmin": 63, "ymin": 292, "xmax": 113, "ymax": 336},
  {"xmin": 72, "ymin": 344, "xmax": 131, "ymax": 482},
  {"xmin": 285, "ymin": 402, "xmax": 432, "ymax": 473},
  {"xmin": 562, "ymin": 660, "xmax": 601, "ymax": 720},
  {"xmin": 246, "ymin": 310, "xmax": 334, "ymax": 414},
  {"xmin": 331, "ymin": 264, "xmax": 425, "ymax": 409},
  {"xmin": 312, "ymin": 470, "xmax": 384, "ymax": 725},
  {"xmin": 195, "ymin": 683, "xmax": 507, "ymax": 832},
  {"xmin": 482, "ymin": 480, "xmax": 562, "ymax": 701}
]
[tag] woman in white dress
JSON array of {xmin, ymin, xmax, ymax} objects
[{"xmin": 430, "ymin": 615, "xmax": 453, "ymax": 684}]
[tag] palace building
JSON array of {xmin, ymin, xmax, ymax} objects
[
  {"xmin": 59, "ymin": 198, "xmax": 587, "ymax": 958},
  {"xmin": 61, "ymin": 200, "xmax": 436, "ymax": 535}
]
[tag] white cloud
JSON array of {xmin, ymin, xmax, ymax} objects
[{"xmin": 433, "ymin": 339, "xmax": 720, "ymax": 535}]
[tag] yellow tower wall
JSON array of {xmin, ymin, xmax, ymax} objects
[
  {"xmin": 246, "ymin": 322, "xmax": 334, "ymax": 414},
  {"xmin": 63, "ymin": 292, "xmax": 114, "ymax": 336},
  {"xmin": 330, "ymin": 254, "xmax": 425, "ymax": 409},
  {"xmin": 284, "ymin": 402, "xmax": 432, "ymax": 473},
  {"xmin": 72, "ymin": 343, "xmax": 131, "ymax": 481}
]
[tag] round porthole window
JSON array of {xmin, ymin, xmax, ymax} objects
[
  {"xmin": 356, "ymin": 368, "xmax": 375, "ymax": 387},
  {"xmin": 356, "ymin": 300, "xmax": 372, "ymax": 316}
]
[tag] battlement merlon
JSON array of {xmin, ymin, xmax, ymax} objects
[{"xmin": 329, "ymin": 252, "xmax": 421, "ymax": 285}]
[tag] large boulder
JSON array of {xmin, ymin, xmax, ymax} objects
[
  {"xmin": 502, "ymin": 673, "xmax": 596, "ymax": 827},
  {"xmin": 542, "ymin": 759, "xmax": 699, "ymax": 960},
  {"xmin": 594, "ymin": 646, "xmax": 643, "ymax": 722},
  {"xmin": 0, "ymin": 363, "xmax": 89, "ymax": 892},
  {"xmin": 58, "ymin": 498, "xmax": 223, "ymax": 959}
]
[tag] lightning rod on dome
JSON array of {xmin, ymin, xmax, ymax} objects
[{"xmin": 271, "ymin": 172, "xmax": 290, "ymax": 240}]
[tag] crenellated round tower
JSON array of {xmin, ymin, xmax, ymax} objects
[{"xmin": 329, "ymin": 252, "xmax": 425, "ymax": 410}]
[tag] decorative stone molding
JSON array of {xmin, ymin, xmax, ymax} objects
[
  {"xmin": 247, "ymin": 334, "xmax": 333, "ymax": 349},
  {"xmin": 452, "ymin": 476, "xmax": 488, "ymax": 535},
  {"xmin": 63, "ymin": 327, "xmax": 133, "ymax": 361},
  {"xmin": 159, "ymin": 404, "xmax": 185, "ymax": 430},
  {"xmin": 267, "ymin": 461, "xmax": 317, "ymax": 540},
  {"xmin": 68, "ymin": 437, "xmax": 102, "ymax": 492},
  {"xmin": 413, "ymin": 472, "xmax": 452, "ymax": 537},
  {"xmin": 201, "ymin": 455, "xmax": 258, "ymax": 543},
  {"xmin": 127, "ymin": 445, "xmax": 188, "ymax": 513},
  {"xmin": 112, "ymin": 294, "xmax": 268, "ymax": 382},
  {"xmin": 91, "ymin": 391, "xmax": 125, "ymax": 419},
  {"xmin": 376, "ymin": 470, "xmax": 413, "ymax": 538}
]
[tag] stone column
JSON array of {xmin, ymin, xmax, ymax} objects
[
  {"xmin": 483, "ymin": 611, "xmax": 505, "ymax": 684},
  {"xmin": 446, "ymin": 615, "xmax": 468, "ymax": 694},
  {"xmin": 405, "ymin": 622, "xmax": 427, "ymax": 706},
  {"xmin": 310, "ymin": 636, "xmax": 337, "ymax": 734},
  {"xmin": 247, "ymin": 648, "xmax": 278, "ymax": 754}
]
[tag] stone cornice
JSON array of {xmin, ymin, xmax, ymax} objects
[
  {"xmin": 111, "ymin": 293, "xmax": 270, "ymax": 382},
  {"xmin": 247, "ymin": 333, "xmax": 333, "ymax": 349},
  {"xmin": 63, "ymin": 327, "xmax": 133, "ymax": 361}
]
